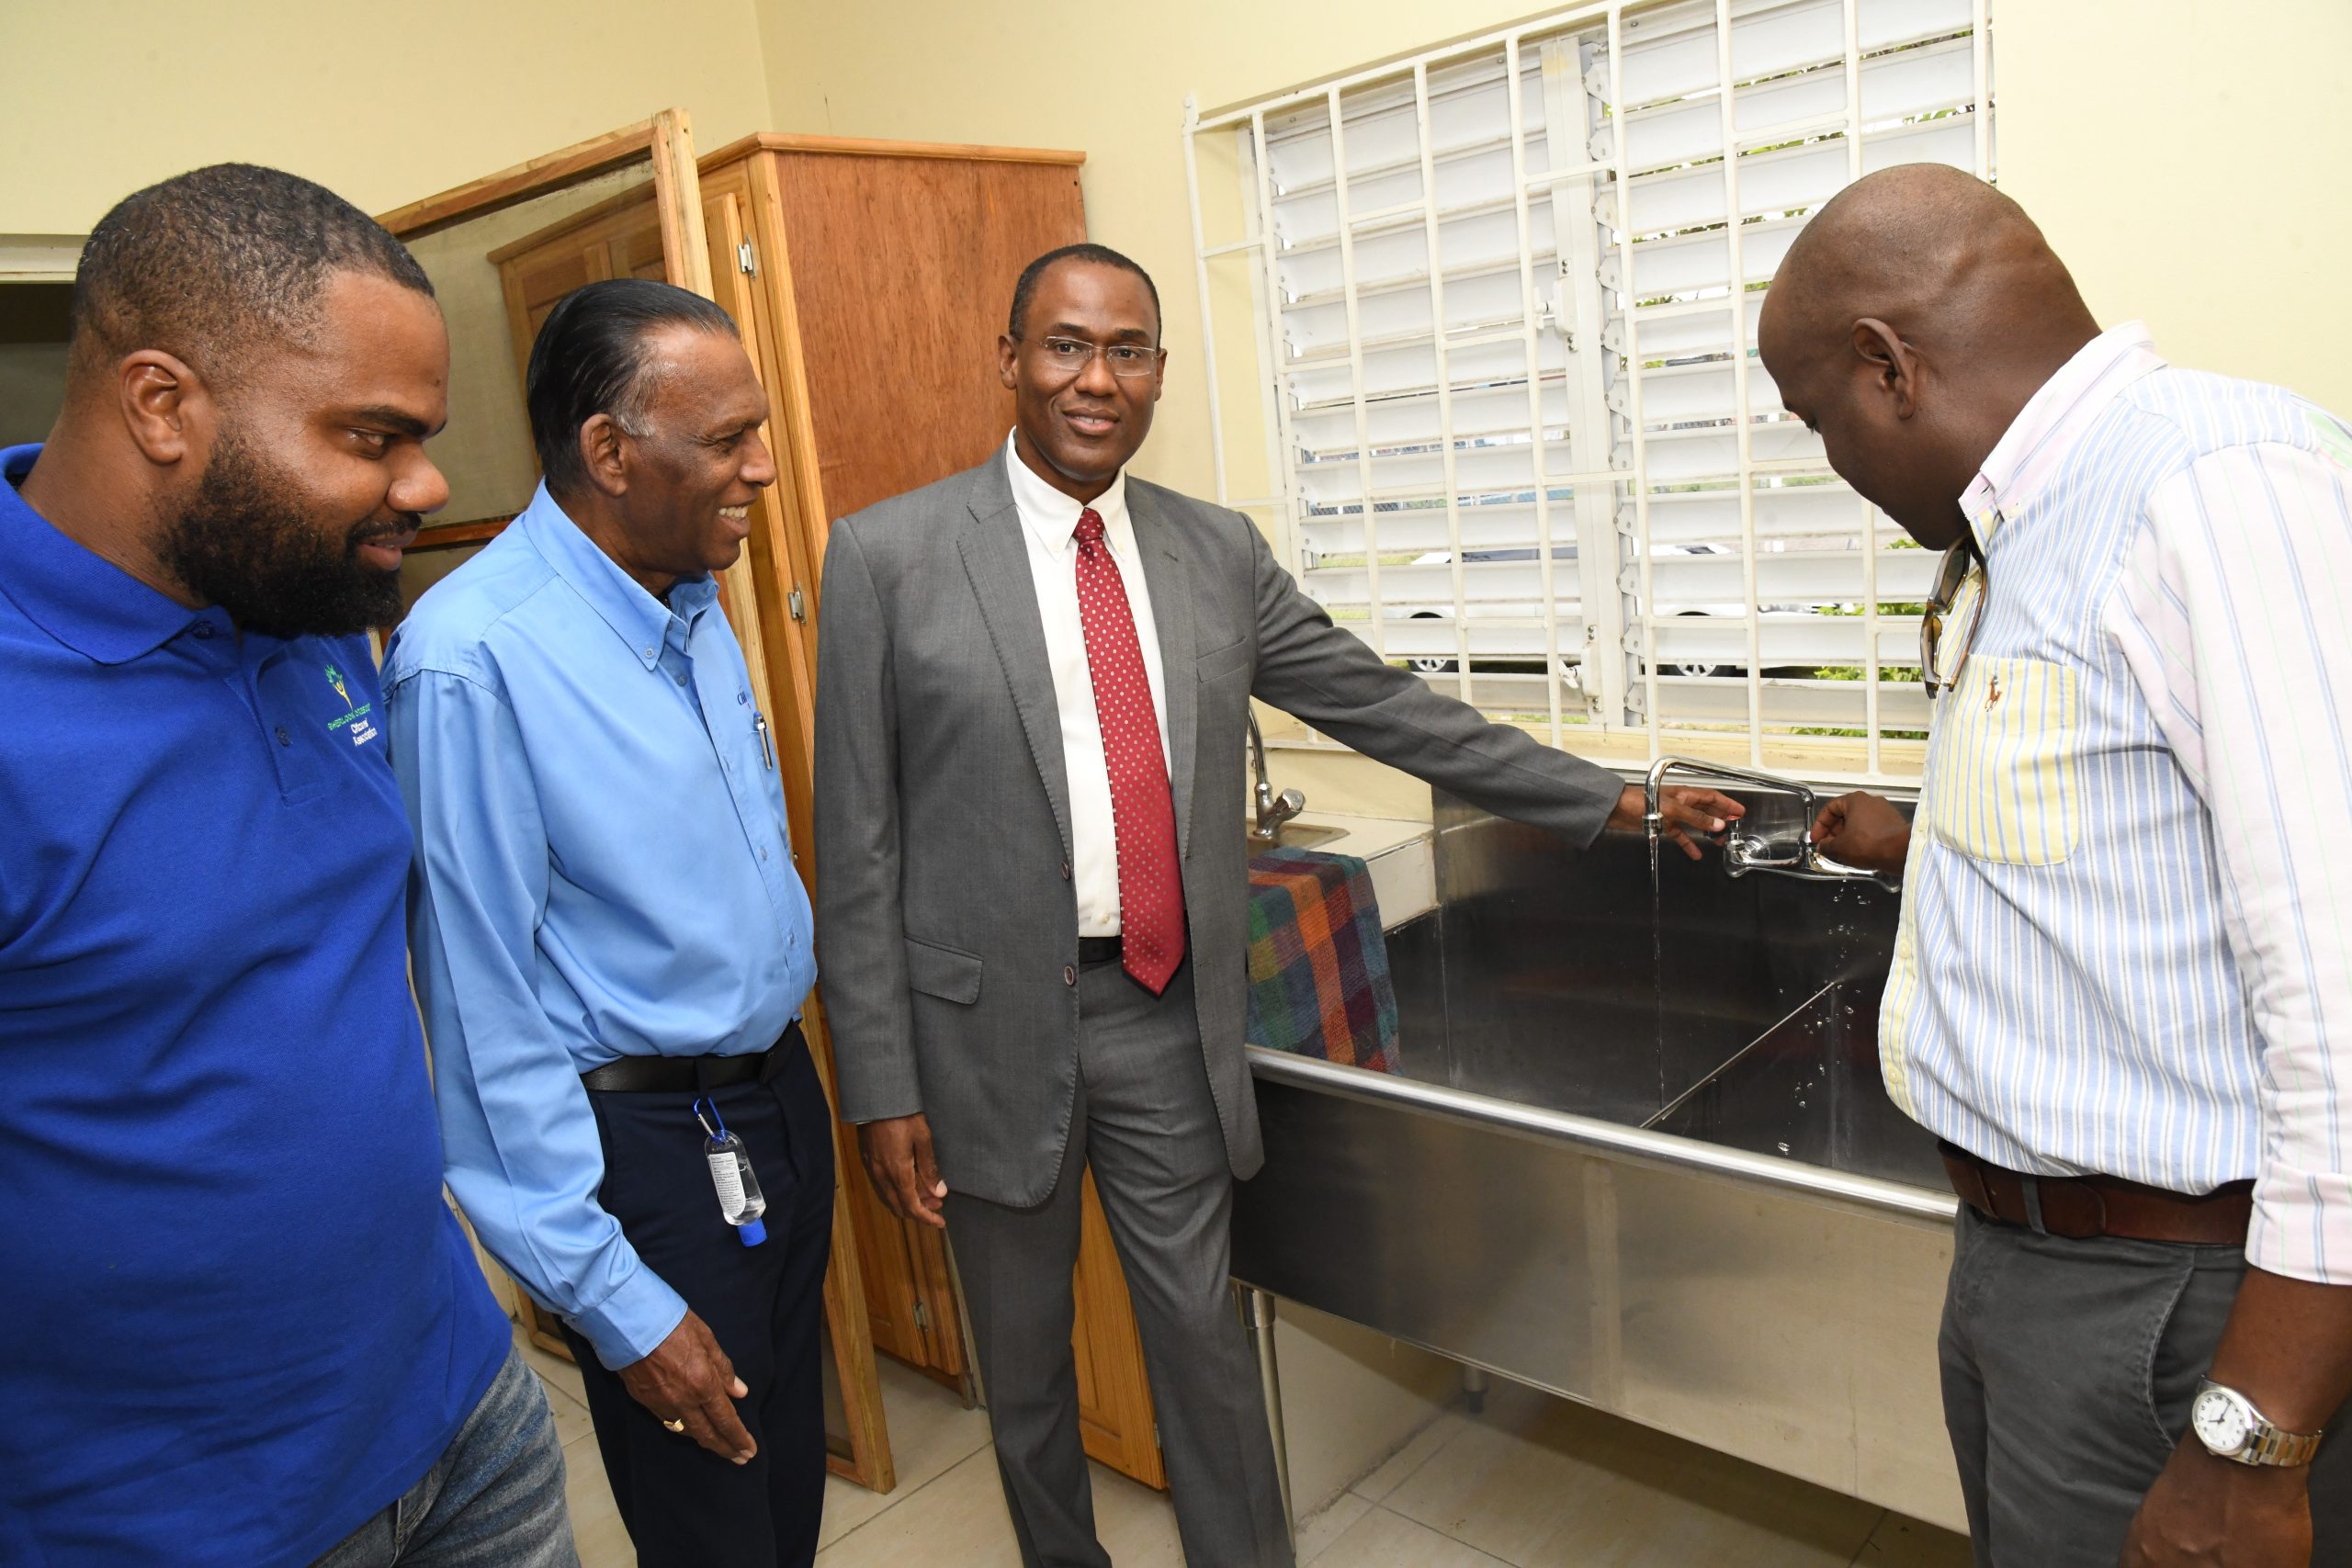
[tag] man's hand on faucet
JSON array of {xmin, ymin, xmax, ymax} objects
[
  {"xmin": 1810, "ymin": 791, "xmax": 1910, "ymax": 875},
  {"xmin": 1612, "ymin": 785, "xmax": 1744, "ymax": 862}
]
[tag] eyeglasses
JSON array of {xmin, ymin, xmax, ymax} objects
[
  {"xmin": 1025, "ymin": 335, "xmax": 1162, "ymax": 379},
  {"xmin": 1920, "ymin": 541, "xmax": 1986, "ymax": 698}
]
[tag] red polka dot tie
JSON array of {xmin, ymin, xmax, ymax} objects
[{"xmin": 1073, "ymin": 507, "xmax": 1185, "ymax": 994}]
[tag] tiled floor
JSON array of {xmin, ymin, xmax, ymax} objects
[{"xmin": 521, "ymin": 1325, "xmax": 1973, "ymax": 1567}]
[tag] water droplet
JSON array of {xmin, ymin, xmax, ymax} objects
[{"xmin": 1776, "ymin": 1141, "xmax": 1792, "ymax": 1155}]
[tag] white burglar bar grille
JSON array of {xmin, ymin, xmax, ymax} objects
[{"xmin": 1184, "ymin": 0, "xmax": 1994, "ymax": 782}]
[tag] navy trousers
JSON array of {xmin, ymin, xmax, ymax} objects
[{"xmin": 561, "ymin": 1036, "xmax": 835, "ymax": 1568}]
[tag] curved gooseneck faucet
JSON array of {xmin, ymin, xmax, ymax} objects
[
  {"xmin": 1247, "ymin": 709, "xmax": 1306, "ymax": 841},
  {"xmin": 1644, "ymin": 755, "xmax": 1900, "ymax": 893}
]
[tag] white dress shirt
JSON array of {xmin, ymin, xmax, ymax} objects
[{"xmin": 1004, "ymin": 433, "xmax": 1172, "ymax": 938}]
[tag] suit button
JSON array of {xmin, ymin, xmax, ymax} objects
[
  {"xmin": 1060, "ymin": 861, "xmax": 1072, "ymax": 881},
  {"xmin": 1064, "ymin": 964, "xmax": 1077, "ymax": 986}
]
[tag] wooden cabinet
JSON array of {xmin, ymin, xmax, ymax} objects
[
  {"xmin": 483, "ymin": 135, "xmax": 1169, "ymax": 1491},
  {"xmin": 1073, "ymin": 1173, "xmax": 1167, "ymax": 1487}
]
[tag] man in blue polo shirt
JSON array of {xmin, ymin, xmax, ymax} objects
[{"xmin": 0, "ymin": 164, "xmax": 570, "ymax": 1567}]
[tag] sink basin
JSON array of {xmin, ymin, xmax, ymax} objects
[{"xmin": 1244, "ymin": 821, "xmax": 1347, "ymax": 854}]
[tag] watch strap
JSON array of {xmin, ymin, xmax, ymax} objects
[{"xmin": 2239, "ymin": 1423, "xmax": 2325, "ymax": 1468}]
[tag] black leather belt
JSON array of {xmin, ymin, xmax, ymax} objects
[
  {"xmin": 1078, "ymin": 936, "xmax": 1123, "ymax": 966},
  {"xmin": 581, "ymin": 1021, "xmax": 803, "ymax": 1094}
]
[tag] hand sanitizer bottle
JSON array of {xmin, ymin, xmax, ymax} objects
[{"xmin": 696, "ymin": 1100, "xmax": 767, "ymax": 1247}]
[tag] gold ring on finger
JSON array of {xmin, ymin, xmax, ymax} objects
[{"xmin": 662, "ymin": 1417, "xmax": 686, "ymax": 1434}]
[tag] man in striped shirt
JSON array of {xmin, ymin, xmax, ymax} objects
[{"xmin": 1759, "ymin": 164, "xmax": 2349, "ymax": 1567}]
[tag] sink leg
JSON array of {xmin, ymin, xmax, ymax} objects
[
  {"xmin": 1461, "ymin": 1363, "xmax": 1488, "ymax": 1416},
  {"xmin": 1236, "ymin": 1282, "xmax": 1295, "ymax": 1555}
]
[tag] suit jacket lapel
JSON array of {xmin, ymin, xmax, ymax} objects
[
  {"xmin": 1129, "ymin": 483, "xmax": 1199, "ymax": 863},
  {"xmin": 958, "ymin": 455, "xmax": 1075, "ymax": 862}
]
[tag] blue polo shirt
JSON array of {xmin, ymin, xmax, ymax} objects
[{"xmin": 0, "ymin": 445, "xmax": 511, "ymax": 1567}]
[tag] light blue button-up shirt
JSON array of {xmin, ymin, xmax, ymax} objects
[{"xmin": 384, "ymin": 485, "xmax": 816, "ymax": 1368}]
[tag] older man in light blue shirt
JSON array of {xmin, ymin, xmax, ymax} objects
[{"xmin": 387, "ymin": 278, "xmax": 831, "ymax": 1568}]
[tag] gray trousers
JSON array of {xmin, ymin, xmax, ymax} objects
[
  {"xmin": 946, "ymin": 957, "xmax": 1294, "ymax": 1568},
  {"xmin": 1940, "ymin": 1204, "xmax": 2352, "ymax": 1567}
]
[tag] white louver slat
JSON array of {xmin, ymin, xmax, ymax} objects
[{"xmin": 1190, "ymin": 0, "xmax": 1991, "ymax": 779}]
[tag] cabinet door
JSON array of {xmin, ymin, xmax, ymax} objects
[
  {"xmin": 1072, "ymin": 1172, "xmax": 1167, "ymax": 1489},
  {"xmin": 698, "ymin": 177, "xmax": 900, "ymax": 1492},
  {"xmin": 498, "ymin": 242, "xmax": 609, "ymax": 397}
]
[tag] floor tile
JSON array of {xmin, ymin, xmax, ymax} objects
[
  {"xmin": 1385, "ymin": 1381, "xmax": 1882, "ymax": 1568},
  {"xmin": 1088, "ymin": 1462, "xmax": 1183, "ymax": 1566},
  {"xmin": 1853, "ymin": 1511, "xmax": 1976, "ymax": 1567},
  {"xmin": 1531, "ymin": 1448, "xmax": 1878, "ymax": 1568},
  {"xmin": 1298, "ymin": 1491, "xmax": 1374, "ymax": 1563},
  {"xmin": 1381, "ymin": 1385, "xmax": 1681, "ymax": 1563},
  {"xmin": 1354, "ymin": 1410, "xmax": 1464, "ymax": 1503},
  {"xmin": 818, "ymin": 1358, "xmax": 993, "ymax": 1548},
  {"xmin": 537, "ymin": 1377, "xmax": 595, "ymax": 1451},
  {"xmin": 815, "ymin": 1449, "xmax": 1025, "ymax": 1568},
  {"xmin": 1310, "ymin": 1504, "xmax": 1517, "ymax": 1566},
  {"xmin": 563, "ymin": 1432, "xmax": 634, "ymax": 1568}
]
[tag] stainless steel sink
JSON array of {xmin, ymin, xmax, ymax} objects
[
  {"xmin": 1230, "ymin": 791, "xmax": 1964, "ymax": 1532},
  {"xmin": 1243, "ymin": 821, "xmax": 1347, "ymax": 854}
]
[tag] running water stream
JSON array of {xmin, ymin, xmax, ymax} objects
[{"xmin": 1649, "ymin": 827, "xmax": 1667, "ymax": 1114}]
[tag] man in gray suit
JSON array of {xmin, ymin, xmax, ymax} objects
[{"xmin": 814, "ymin": 243, "xmax": 1737, "ymax": 1566}]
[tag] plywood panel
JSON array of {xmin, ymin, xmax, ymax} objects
[{"xmin": 768, "ymin": 152, "xmax": 1086, "ymax": 525}]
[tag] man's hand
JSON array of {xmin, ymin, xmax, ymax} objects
[
  {"xmin": 1612, "ymin": 784, "xmax": 1743, "ymax": 862},
  {"xmin": 1810, "ymin": 790, "xmax": 1910, "ymax": 876},
  {"xmin": 858, "ymin": 1113, "xmax": 947, "ymax": 1230},
  {"xmin": 2120, "ymin": 1442, "xmax": 2311, "ymax": 1566},
  {"xmin": 618, "ymin": 1311, "xmax": 755, "ymax": 1464}
]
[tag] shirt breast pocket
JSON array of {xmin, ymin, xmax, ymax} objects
[{"xmin": 1922, "ymin": 655, "xmax": 2082, "ymax": 866}]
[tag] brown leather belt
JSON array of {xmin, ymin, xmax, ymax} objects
[{"xmin": 1940, "ymin": 1141, "xmax": 2252, "ymax": 1245}]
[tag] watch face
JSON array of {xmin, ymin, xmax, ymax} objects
[{"xmin": 2194, "ymin": 1388, "xmax": 2254, "ymax": 1455}]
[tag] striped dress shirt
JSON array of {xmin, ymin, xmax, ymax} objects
[{"xmin": 1882, "ymin": 321, "xmax": 2352, "ymax": 1285}]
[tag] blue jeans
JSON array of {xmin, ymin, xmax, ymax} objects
[{"xmin": 311, "ymin": 1344, "xmax": 576, "ymax": 1568}]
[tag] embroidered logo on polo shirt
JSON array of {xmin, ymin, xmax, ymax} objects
[{"xmin": 323, "ymin": 663, "xmax": 379, "ymax": 747}]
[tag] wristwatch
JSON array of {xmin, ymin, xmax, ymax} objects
[{"xmin": 2190, "ymin": 1380, "xmax": 2324, "ymax": 1467}]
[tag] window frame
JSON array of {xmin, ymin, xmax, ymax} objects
[{"xmin": 1183, "ymin": 0, "xmax": 1994, "ymax": 786}]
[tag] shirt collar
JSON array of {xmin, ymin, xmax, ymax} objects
[
  {"xmin": 1961, "ymin": 321, "xmax": 2165, "ymax": 545},
  {"xmin": 0, "ymin": 443, "xmax": 228, "ymax": 665},
  {"xmin": 517, "ymin": 483, "xmax": 716, "ymax": 670},
  {"xmin": 1003, "ymin": 432, "xmax": 1132, "ymax": 558}
]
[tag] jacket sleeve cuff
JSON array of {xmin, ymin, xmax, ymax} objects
[{"xmin": 567, "ymin": 1259, "xmax": 690, "ymax": 1371}]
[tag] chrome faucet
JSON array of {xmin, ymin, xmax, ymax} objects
[
  {"xmin": 1643, "ymin": 756, "xmax": 1899, "ymax": 893},
  {"xmin": 1247, "ymin": 709, "xmax": 1306, "ymax": 841}
]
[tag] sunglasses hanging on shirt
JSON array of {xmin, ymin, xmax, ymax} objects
[{"xmin": 1920, "ymin": 540, "xmax": 1988, "ymax": 699}]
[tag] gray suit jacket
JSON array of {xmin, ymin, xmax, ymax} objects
[{"xmin": 814, "ymin": 451, "xmax": 1623, "ymax": 1206}]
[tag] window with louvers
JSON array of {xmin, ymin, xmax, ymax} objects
[{"xmin": 1187, "ymin": 0, "xmax": 1992, "ymax": 781}]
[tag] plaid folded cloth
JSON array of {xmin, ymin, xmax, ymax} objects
[{"xmin": 1242, "ymin": 845, "xmax": 1400, "ymax": 1074}]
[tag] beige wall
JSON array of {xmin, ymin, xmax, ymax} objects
[
  {"xmin": 760, "ymin": 0, "xmax": 2352, "ymax": 491},
  {"xmin": 0, "ymin": 0, "xmax": 774, "ymax": 235},
  {"xmin": 1997, "ymin": 0, "xmax": 2352, "ymax": 418},
  {"xmin": 759, "ymin": 0, "xmax": 1571, "ymax": 503}
]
